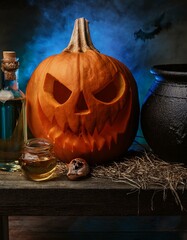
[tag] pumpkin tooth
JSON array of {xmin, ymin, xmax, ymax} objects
[
  {"xmin": 105, "ymin": 135, "xmax": 112, "ymax": 149},
  {"xmin": 84, "ymin": 117, "xmax": 97, "ymax": 135},
  {"xmin": 96, "ymin": 117, "xmax": 107, "ymax": 133},
  {"xmin": 111, "ymin": 131, "xmax": 118, "ymax": 144},
  {"xmin": 72, "ymin": 140, "xmax": 77, "ymax": 153},
  {"xmin": 80, "ymin": 132, "xmax": 94, "ymax": 152},
  {"xmin": 62, "ymin": 133, "xmax": 72, "ymax": 150},
  {"xmin": 94, "ymin": 129, "xmax": 106, "ymax": 151},
  {"xmin": 97, "ymin": 136, "xmax": 106, "ymax": 151},
  {"xmin": 48, "ymin": 125, "xmax": 62, "ymax": 140},
  {"xmin": 87, "ymin": 133, "xmax": 95, "ymax": 152},
  {"xmin": 82, "ymin": 132, "xmax": 90, "ymax": 148},
  {"xmin": 72, "ymin": 135, "xmax": 90, "ymax": 154},
  {"xmin": 65, "ymin": 136, "xmax": 78, "ymax": 153},
  {"xmin": 67, "ymin": 117, "xmax": 80, "ymax": 134}
]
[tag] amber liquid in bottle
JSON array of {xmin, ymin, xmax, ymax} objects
[{"xmin": 0, "ymin": 51, "xmax": 27, "ymax": 171}]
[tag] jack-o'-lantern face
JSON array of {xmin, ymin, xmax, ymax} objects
[{"xmin": 26, "ymin": 18, "xmax": 139, "ymax": 163}]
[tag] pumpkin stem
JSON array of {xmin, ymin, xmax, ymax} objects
[{"xmin": 63, "ymin": 18, "xmax": 99, "ymax": 53}]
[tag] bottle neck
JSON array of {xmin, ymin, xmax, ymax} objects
[{"xmin": 1, "ymin": 74, "xmax": 19, "ymax": 91}]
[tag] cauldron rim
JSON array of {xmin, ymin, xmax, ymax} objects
[{"xmin": 150, "ymin": 64, "xmax": 187, "ymax": 77}]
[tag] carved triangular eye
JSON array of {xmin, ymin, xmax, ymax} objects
[
  {"xmin": 93, "ymin": 72, "xmax": 125, "ymax": 103},
  {"xmin": 44, "ymin": 73, "xmax": 72, "ymax": 104},
  {"xmin": 53, "ymin": 80, "xmax": 72, "ymax": 104}
]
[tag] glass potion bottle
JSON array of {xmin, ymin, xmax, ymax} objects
[{"xmin": 0, "ymin": 51, "xmax": 27, "ymax": 171}]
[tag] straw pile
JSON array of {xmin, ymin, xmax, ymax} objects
[
  {"xmin": 55, "ymin": 150, "xmax": 187, "ymax": 210},
  {"xmin": 57, "ymin": 150, "xmax": 187, "ymax": 191},
  {"xmin": 91, "ymin": 151, "xmax": 187, "ymax": 210},
  {"xmin": 91, "ymin": 151, "xmax": 187, "ymax": 189}
]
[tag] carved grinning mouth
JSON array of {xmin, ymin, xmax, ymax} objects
[
  {"xmin": 37, "ymin": 101, "xmax": 132, "ymax": 155},
  {"xmin": 52, "ymin": 118, "xmax": 119, "ymax": 152},
  {"xmin": 37, "ymin": 97, "xmax": 131, "ymax": 153}
]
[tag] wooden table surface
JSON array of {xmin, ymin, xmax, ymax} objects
[
  {"xmin": 0, "ymin": 170, "xmax": 187, "ymax": 217},
  {"xmin": 1, "ymin": 169, "xmax": 187, "ymax": 240}
]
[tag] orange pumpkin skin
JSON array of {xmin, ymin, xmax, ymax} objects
[{"xmin": 26, "ymin": 18, "xmax": 139, "ymax": 164}]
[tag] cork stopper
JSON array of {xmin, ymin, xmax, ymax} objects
[
  {"xmin": 3, "ymin": 51, "xmax": 16, "ymax": 61},
  {"xmin": 1, "ymin": 51, "xmax": 19, "ymax": 81}
]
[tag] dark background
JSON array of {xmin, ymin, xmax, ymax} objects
[{"xmin": 1, "ymin": 0, "xmax": 187, "ymax": 103}]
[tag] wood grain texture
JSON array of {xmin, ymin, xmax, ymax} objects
[
  {"xmin": 0, "ymin": 216, "xmax": 9, "ymax": 240},
  {"xmin": 8, "ymin": 216, "xmax": 186, "ymax": 240},
  {"xmin": 0, "ymin": 171, "xmax": 187, "ymax": 216}
]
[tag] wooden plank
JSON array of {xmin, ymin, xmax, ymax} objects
[
  {"xmin": 0, "ymin": 216, "xmax": 9, "ymax": 240},
  {"xmin": 8, "ymin": 216, "xmax": 187, "ymax": 240},
  {"xmin": 0, "ymin": 171, "xmax": 187, "ymax": 216}
]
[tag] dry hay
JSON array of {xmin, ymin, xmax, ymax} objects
[
  {"xmin": 91, "ymin": 151, "xmax": 187, "ymax": 210},
  {"xmin": 91, "ymin": 151, "xmax": 187, "ymax": 189},
  {"xmin": 49, "ymin": 151, "xmax": 187, "ymax": 210},
  {"xmin": 56, "ymin": 151, "xmax": 187, "ymax": 191}
]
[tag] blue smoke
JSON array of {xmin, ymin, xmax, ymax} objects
[
  {"xmin": 18, "ymin": 0, "xmax": 187, "ymax": 124},
  {"xmin": 21, "ymin": 1, "xmax": 138, "ymax": 70},
  {"xmin": 20, "ymin": 0, "xmax": 154, "ymax": 99}
]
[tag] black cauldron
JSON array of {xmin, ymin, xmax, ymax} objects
[{"xmin": 141, "ymin": 64, "xmax": 187, "ymax": 162}]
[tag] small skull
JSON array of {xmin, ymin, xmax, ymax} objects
[{"xmin": 67, "ymin": 158, "xmax": 90, "ymax": 180}]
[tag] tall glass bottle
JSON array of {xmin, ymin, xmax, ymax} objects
[{"xmin": 0, "ymin": 51, "xmax": 27, "ymax": 171}]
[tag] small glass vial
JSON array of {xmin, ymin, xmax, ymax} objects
[{"xmin": 19, "ymin": 138, "xmax": 57, "ymax": 181}]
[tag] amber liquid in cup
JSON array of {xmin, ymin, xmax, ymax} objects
[{"xmin": 19, "ymin": 138, "xmax": 57, "ymax": 181}]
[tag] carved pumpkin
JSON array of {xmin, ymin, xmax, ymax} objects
[{"xmin": 26, "ymin": 18, "xmax": 139, "ymax": 164}]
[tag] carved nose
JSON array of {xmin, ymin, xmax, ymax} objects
[{"xmin": 75, "ymin": 92, "xmax": 89, "ymax": 114}]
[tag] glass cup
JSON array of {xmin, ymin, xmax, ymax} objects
[{"xmin": 19, "ymin": 138, "xmax": 57, "ymax": 181}]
